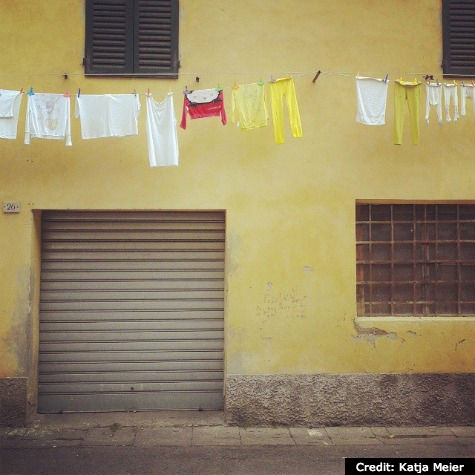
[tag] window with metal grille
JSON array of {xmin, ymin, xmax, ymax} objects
[
  {"xmin": 442, "ymin": 0, "xmax": 475, "ymax": 77},
  {"xmin": 356, "ymin": 203, "xmax": 475, "ymax": 316},
  {"xmin": 85, "ymin": 0, "xmax": 179, "ymax": 77}
]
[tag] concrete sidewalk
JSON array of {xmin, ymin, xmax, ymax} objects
[{"xmin": 1, "ymin": 411, "xmax": 474, "ymax": 449}]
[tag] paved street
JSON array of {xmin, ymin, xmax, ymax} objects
[{"xmin": 1, "ymin": 412, "xmax": 474, "ymax": 474}]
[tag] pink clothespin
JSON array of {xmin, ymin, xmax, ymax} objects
[{"xmin": 64, "ymin": 91, "xmax": 71, "ymax": 98}]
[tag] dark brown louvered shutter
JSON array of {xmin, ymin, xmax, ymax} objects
[
  {"xmin": 85, "ymin": 0, "xmax": 134, "ymax": 74},
  {"xmin": 85, "ymin": 0, "xmax": 178, "ymax": 76},
  {"xmin": 442, "ymin": 0, "xmax": 475, "ymax": 76},
  {"xmin": 134, "ymin": 0, "xmax": 179, "ymax": 77}
]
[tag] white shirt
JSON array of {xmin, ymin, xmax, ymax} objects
[
  {"xmin": 25, "ymin": 93, "xmax": 71, "ymax": 145},
  {"xmin": 0, "ymin": 89, "xmax": 22, "ymax": 139},
  {"xmin": 75, "ymin": 94, "xmax": 141, "ymax": 139}
]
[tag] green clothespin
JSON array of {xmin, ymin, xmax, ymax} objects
[
  {"xmin": 258, "ymin": 78, "xmax": 265, "ymax": 86},
  {"xmin": 216, "ymin": 83, "xmax": 222, "ymax": 92}
]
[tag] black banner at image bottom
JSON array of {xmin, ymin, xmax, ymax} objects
[{"xmin": 345, "ymin": 458, "xmax": 475, "ymax": 475}]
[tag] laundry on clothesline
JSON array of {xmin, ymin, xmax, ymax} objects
[
  {"xmin": 75, "ymin": 93, "xmax": 141, "ymax": 139},
  {"xmin": 460, "ymin": 83, "xmax": 474, "ymax": 117},
  {"xmin": 231, "ymin": 82, "xmax": 268, "ymax": 130},
  {"xmin": 355, "ymin": 76, "xmax": 388, "ymax": 126},
  {"xmin": 0, "ymin": 89, "xmax": 22, "ymax": 139},
  {"xmin": 25, "ymin": 92, "xmax": 71, "ymax": 146},
  {"xmin": 443, "ymin": 83, "xmax": 459, "ymax": 122},
  {"xmin": 425, "ymin": 82, "xmax": 442, "ymax": 124},
  {"xmin": 146, "ymin": 93, "xmax": 179, "ymax": 168},
  {"xmin": 180, "ymin": 88, "xmax": 227, "ymax": 129},
  {"xmin": 269, "ymin": 77, "xmax": 302, "ymax": 144},
  {"xmin": 393, "ymin": 80, "xmax": 421, "ymax": 145}
]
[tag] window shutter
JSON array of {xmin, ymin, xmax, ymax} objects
[
  {"xmin": 85, "ymin": 0, "xmax": 134, "ymax": 74},
  {"xmin": 134, "ymin": 0, "xmax": 179, "ymax": 77},
  {"xmin": 443, "ymin": 0, "xmax": 475, "ymax": 76}
]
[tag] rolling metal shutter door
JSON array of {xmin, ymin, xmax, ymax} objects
[{"xmin": 39, "ymin": 211, "xmax": 224, "ymax": 412}]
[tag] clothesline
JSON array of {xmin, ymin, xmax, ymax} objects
[{"xmin": 0, "ymin": 70, "xmax": 474, "ymax": 80}]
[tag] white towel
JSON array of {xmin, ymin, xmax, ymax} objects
[{"xmin": 355, "ymin": 77, "xmax": 388, "ymax": 126}]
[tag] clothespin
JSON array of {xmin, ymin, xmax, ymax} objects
[
  {"xmin": 63, "ymin": 73, "xmax": 69, "ymax": 80},
  {"xmin": 312, "ymin": 70, "xmax": 321, "ymax": 83},
  {"xmin": 133, "ymin": 88, "xmax": 137, "ymax": 97},
  {"xmin": 147, "ymin": 88, "xmax": 151, "ymax": 97},
  {"xmin": 384, "ymin": 73, "xmax": 388, "ymax": 83},
  {"xmin": 27, "ymin": 87, "xmax": 34, "ymax": 96},
  {"xmin": 184, "ymin": 85, "xmax": 189, "ymax": 94},
  {"xmin": 20, "ymin": 87, "xmax": 24, "ymax": 94},
  {"xmin": 216, "ymin": 83, "xmax": 222, "ymax": 91},
  {"xmin": 270, "ymin": 74, "xmax": 276, "ymax": 83},
  {"xmin": 64, "ymin": 91, "xmax": 71, "ymax": 98},
  {"xmin": 195, "ymin": 76, "xmax": 200, "ymax": 83},
  {"xmin": 257, "ymin": 78, "xmax": 265, "ymax": 86},
  {"xmin": 77, "ymin": 88, "xmax": 81, "ymax": 98}
]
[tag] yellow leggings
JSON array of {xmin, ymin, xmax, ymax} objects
[
  {"xmin": 269, "ymin": 77, "xmax": 303, "ymax": 144},
  {"xmin": 394, "ymin": 80, "xmax": 421, "ymax": 145}
]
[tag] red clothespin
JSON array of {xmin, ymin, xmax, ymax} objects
[{"xmin": 312, "ymin": 70, "xmax": 321, "ymax": 83}]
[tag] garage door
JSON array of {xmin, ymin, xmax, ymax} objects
[{"xmin": 38, "ymin": 211, "xmax": 225, "ymax": 412}]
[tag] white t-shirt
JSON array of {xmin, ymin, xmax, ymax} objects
[
  {"xmin": 25, "ymin": 93, "xmax": 71, "ymax": 145},
  {"xmin": 146, "ymin": 93, "xmax": 179, "ymax": 167},
  {"xmin": 75, "ymin": 94, "xmax": 141, "ymax": 139},
  {"xmin": 0, "ymin": 90, "xmax": 22, "ymax": 139},
  {"xmin": 355, "ymin": 77, "xmax": 388, "ymax": 126}
]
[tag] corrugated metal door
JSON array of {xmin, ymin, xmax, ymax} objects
[{"xmin": 38, "ymin": 211, "xmax": 225, "ymax": 412}]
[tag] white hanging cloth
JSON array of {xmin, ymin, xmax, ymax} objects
[
  {"xmin": 0, "ymin": 89, "xmax": 22, "ymax": 140},
  {"xmin": 75, "ymin": 94, "xmax": 141, "ymax": 139},
  {"xmin": 25, "ymin": 93, "xmax": 71, "ymax": 145},
  {"xmin": 146, "ymin": 93, "xmax": 179, "ymax": 168},
  {"xmin": 355, "ymin": 76, "xmax": 388, "ymax": 126}
]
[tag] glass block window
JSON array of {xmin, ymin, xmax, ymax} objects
[{"xmin": 356, "ymin": 203, "xmax": 475, "ymax": 316}]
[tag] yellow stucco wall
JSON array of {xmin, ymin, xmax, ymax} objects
[{"xmin": 0, "ymin": 0, "xmax": 474, "ymax": 399}]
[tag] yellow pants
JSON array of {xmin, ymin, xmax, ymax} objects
[
  {"xmin": 394, "ymin": 80, "xmax": 421, "ymax": 145},
  {"xmin": 269, "ymin": 77, "xmax": 303, "ymax": 144}
]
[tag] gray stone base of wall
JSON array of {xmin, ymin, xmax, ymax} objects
[
  {"xmin": 0, "ymin": 377, "xmax": 27, "ymax": 426},
  {"xmin": 225, "ymin": 373, "xmax": 475, "ymax": 426}
]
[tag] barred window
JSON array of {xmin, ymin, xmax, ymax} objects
[{"xmin": 356, "ymin": 203, "xmax": 475, "ymax": 316}]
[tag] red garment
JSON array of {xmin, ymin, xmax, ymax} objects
[{"xmin": 180, "ymin": 88, "xmax": 227, "ymax": 129}]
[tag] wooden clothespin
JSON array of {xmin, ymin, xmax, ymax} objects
[
  {"xmin": 312, "ymin": 70, "xmax": 321, "ymax": 83},
  {"xmin": 147, "ymin": 88, "xmax": 151, "ymax": 97},
  {"xmin": 20, "ymin": 87, "xmax": 24, "ymax": 94}
]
